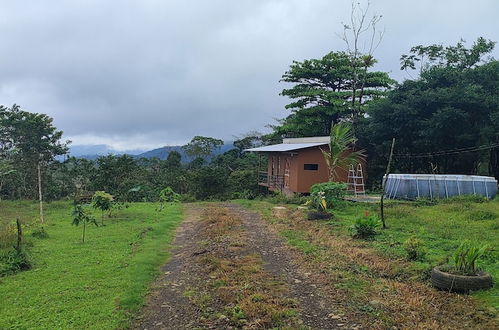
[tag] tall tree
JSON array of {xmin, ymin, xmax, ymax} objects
[
  {"xmin": 0, "ymin": 105, "xmax": 69, "ymax": 223},
  {"xmin": 278, "ymin": 52, "xmax": 393, "ymax": 137},
  {"xmin": 361, "ymin": 38, "xmax": 499, "ymax": 182},
  {"xmin": 183, "ymin": 136, "xmax": 224, "ymax": 159}
]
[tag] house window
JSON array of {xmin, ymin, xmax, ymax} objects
[{"xmin": 304, "ymin": 164, "xmax": 318, "ymax": 171}]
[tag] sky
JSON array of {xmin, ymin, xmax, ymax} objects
[{"xmin": 0, "ymin": 0, "xmax": 498, "ymax": 152}]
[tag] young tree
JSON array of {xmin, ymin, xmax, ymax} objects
[
  {"xmin": 92, "ymin": 191, "xmax": 114, "ymax": 225},
  {"xmin": 321, "ymin": 122, "xmax": 366, "ymax": 182},
  {"xmin": 72, "ymin": 204, "xmax": 98, "ymax": 243}
]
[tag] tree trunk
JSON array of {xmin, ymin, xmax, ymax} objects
[
  {"xmin": 37, "ymin": 162, "xmax": 44, "ymax": 225},
  {"xmin": 82, "ymin": 220, "xmax": 86, "ymax": 243}
]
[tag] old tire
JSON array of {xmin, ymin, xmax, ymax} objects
[
  {"xmin": 431, "ymin": 267, "xmax": 493, "ymax": 292},
  {"xmin": 307, "ymin": 211, "xmax": 331, "ymax": 220}
]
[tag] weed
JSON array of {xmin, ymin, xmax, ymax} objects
[
  {"xmin": 31, "ymin": 227, "xmax": 49, "ymax": 239},
  {"xmin": 0, "ymin": 247, "xmax": 31, "ymax": 276},
  {"xmin": 403, "ymin": 237, "xmax": 426, "ymax": 261},
  {"xmin": 351, "ymin": 215, "xmax": 380, "ymax": 239},
  {"xmin": 467, "ymin": 210, "xmax": 497, "ymax": 221}
]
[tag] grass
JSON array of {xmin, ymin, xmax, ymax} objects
[
  {"xmin": 0, "ymin": 200, "xmax": 183, "ymax": 329},
  {"xmin": 234, "ymin": 196, "xmax": 499, "ymax": 327}
]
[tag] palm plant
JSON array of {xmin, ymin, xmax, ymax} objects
[{"xmin": 321, "ymin": 122, "xmax": 366, "ymax": 182}]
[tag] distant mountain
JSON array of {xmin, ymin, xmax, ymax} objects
[
  {"xmin": 135, "ymin": 143, "xmax": 235, "ymax": 163},
  {"xmin": 67, "ymin": 142, "xmax": 235, "ymax": 162}
]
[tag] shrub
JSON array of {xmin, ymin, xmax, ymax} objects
[
  {"xmin": 351, "ymin": 214, "xmax": 380, "ymax": 239},
  {"xmin": 31, "ymin": 227, "xmax": 49, "ymax": 239},
  {"xmin": 451, "ymin": 240, "xmax": 489, "ymax": 275},
  {"xmin": 92, "ymin": 191, "xmax": 114, "ymax": 225},
  {"xmin": 0, "ymin": 248, "xmax": 31, "ymax": 276},
  {"xmin": 309, "ymin": 182, "xmax": 347, "ymax": 211},
  {"xmin": 158, "ymin": 187, "xmax": 181, "ymax": 210},
  {"xmin": 404, "ymin": 237, "xmax": 425, "ymax": 261}
]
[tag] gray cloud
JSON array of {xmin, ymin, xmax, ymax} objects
[{"xmin": 0, "ymin": 0, "xmax": 498, "ymax": 150}]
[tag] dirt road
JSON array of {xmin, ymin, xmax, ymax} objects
[{"xmin": 134, "ymin": 203, "xmax": 347, "ymax": 329}]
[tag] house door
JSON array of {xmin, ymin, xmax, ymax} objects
[{"xmin": 284, "ymin": 157, "xmax": 290, "ymax": 188}]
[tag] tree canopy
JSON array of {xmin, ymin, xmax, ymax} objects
[{"xmin": 275, "ymin": 51, "xmax": 394, "ymax": 137}]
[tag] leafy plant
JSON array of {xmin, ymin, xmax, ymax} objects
[
  {"xmin": 320, "ymin": 123, "xmax": 366, "ymax": 182},
  {"xmin": 92, "ymin": 191, "xmax": 114, "ymax": 225},
  {"xmin": 452, "ymin": 240, "xmax": 489, "ymax": 275},
  {"xmin": 72, "ymin": 204, "xmax": 98, "ymax": 243},
  {"xmin": 309, "ymin": 182, "xmax": 347, "ymax": 211},
  {"xmin": 158, "ymin": 187, "xmax": 180, "ymax": 211},
  {"xmin": 351, "ymin": 214, "xmax": 380, "ymax": 239},
  {"xmin": 0, "ymin": 248, "xmax": 31, "ymax": 276},
  {"xmin": 404, "ymin": 237, "xmax": 426, "ymax": 261}
]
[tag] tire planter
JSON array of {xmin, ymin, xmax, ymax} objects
[
  {"xmin": 307, "ymin": 211, "xmax": 331, "ymax": 220},
  {"xmin": 431, "ymin": 267, "xmax": 493, "ymax": 293}
]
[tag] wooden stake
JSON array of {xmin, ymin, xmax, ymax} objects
[
  {"xmin": 16, "ymin": 218, "xmax": 22, "ymax": 251},
  {"xmin": 38, "ymin": 162, "xmax": 44, "ymax": 225},
  {"xmin": 380, "ymin": 138, "xmax": 395, "ymax": 229}
]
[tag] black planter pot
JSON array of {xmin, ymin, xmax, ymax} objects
[
  {"xmin": 431, "ymin": 267, "xmax": 493, "ymax": 293},
  {"xmin": 307, "ymin": 211, "xmax": 331, "ymax": 220}
]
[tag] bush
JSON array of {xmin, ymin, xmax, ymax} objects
[
  {"xmin": 404, "ymin": 237, "xmax": 425, "ymax": 261},
  {"xmin": 351, "ymin": 214, "xmax": 380, "ymax": 239},
  {"xmin": 309, "ymin": 182, "xmax": 347, "ymax": 210},
  {"xmin": 0, "ymin": 248, "xmax": 31, "ymax": 276}
]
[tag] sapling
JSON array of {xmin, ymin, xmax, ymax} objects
[
  {"xmin": 92, "ymin": 191, "xmax": 114, "ymax": 225},
  {"xmin": 158, "ymin": 187, "xmax": 180, "ymax": 211},
  {"xmin": 72, "ymin": 204, "xmax": 98, "ymax": 243}
]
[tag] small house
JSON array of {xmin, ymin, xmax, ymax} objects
[{"xmin": 246, "ymin": 136, "xmax": 353, "ymax": 195}]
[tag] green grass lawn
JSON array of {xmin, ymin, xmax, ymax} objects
[
  {"xmin": 0, "ymin": 200, "xmax": 183, "ymax": 329},
  {"xmin": 235, "ymin": 196, "xmax": 499, "ymax": 310}
]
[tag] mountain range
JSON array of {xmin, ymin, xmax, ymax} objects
[{"xmin": 67, "ymin": 143, "xmax": 236, "ymax": 163}]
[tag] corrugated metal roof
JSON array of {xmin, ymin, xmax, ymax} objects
[{"xmin": 244, "ymin": 142, "xmax": 328, "ymax": 152}]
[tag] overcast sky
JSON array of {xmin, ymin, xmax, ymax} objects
[{"xmin": 0, "ymin": 0, "xmax": 498, "ymax": 151}]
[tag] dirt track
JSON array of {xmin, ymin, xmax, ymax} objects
[{"xmin": 134, "ymin": 203, "xmax": 347, "ymax": 329}]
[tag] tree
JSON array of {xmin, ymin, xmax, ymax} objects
[
  {"xmin": 183, "ymin": 136, "xmax": 224, "ymax": 160},
  {"xmin": 0, "ymin": 105, "xmax": 69, "ymax": 223},
  {"xmin": 278, "ymin": 51, "xmax": 393, "ymax": 137},
  {"xmin": 72, "ymin": 204, "xmax": 98, "ymax": 243},
  {"xmin": 92, "ymin": 191, "xmax": 114, "ymax": 225},
  {"xmin": 321, "ymin": 123, "xmax": 366, "ymax": 182},
  {"xmin": 361, "ymin": 38, "xmax": 499, "ymax": 183}
]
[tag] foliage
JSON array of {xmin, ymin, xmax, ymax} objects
[
  {"xmin": 31, "ymin": 227, "xmax": 49, "ymax": 239},
  {"xmin": 0, "ymin": 247, "xmax": 31, "ymax": 276},
  {"xmin": 452, "ymin": 240, "xmax": 489, "ymax": 275},
  {"xmin": 182, "ymin": 136, "xmax": 224, "ymax": 159},
  {"xmin": 159, "ymin": 187, "xmax": 180, "ymax": 204},
  {"xmin": 71, "ymin": 204, "xmax": 98, "ymax": 243},
  {"xmin": 360, "ymin": 38, "xmax": 499, "ymax": 184},
  {"xmin": 276, "ymin": 51, "xmax": 394, "ymax": 137},
  {"xmin": 351, "ymin": 214, "xmax": 380, "ymax": 239},
  {"xmin": 0, "ymin": 104, "xmax": 69, "ymax": 200},
  {"xmin": 309, "ymin": 182, "xmax": 347, "ymax": 211},
  {"xmin": 404, "ymin": 237, "xmax": 426, "ymax": 261},
  {"xmin": 92, "ymin": 191, "xmax": 114, "ymax": 225},
  {"xmin": 321, "ymin": 123, "xmax": 366, "ymax": 181}
]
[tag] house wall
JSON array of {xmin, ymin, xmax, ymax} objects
[
  {"xmin": 294, "ymin": 147, "xmax": 330, "ymax": 193},
  {"xmin": 264, "ymin": 147, "xmax": 358, "ymax": 194}
]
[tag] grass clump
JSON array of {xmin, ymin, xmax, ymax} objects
[
  {"xmin": 0, "ymin": 248, "xmax": 31, "ymax": 276},
  {"xmin": 351, "ymin": 214, "xmax": 381, "ymax": 239},
  {"xmin": 403, "ymin": 237, "xmax": 426, "ymax": 261}
]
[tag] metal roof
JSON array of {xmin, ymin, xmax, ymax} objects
[{"xmin": 244, "ymin": 142, "xmax": 328, "ymax": 152}]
